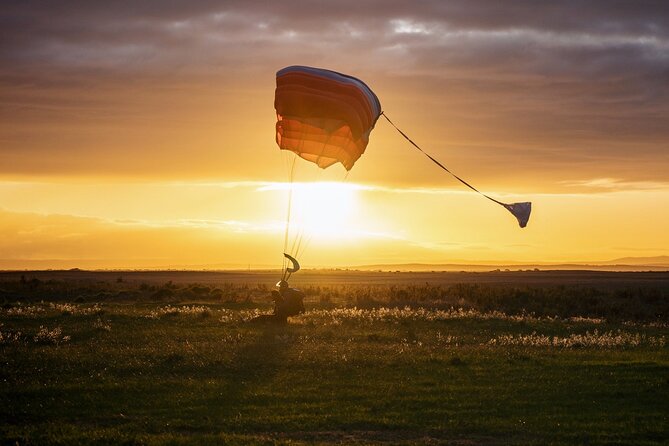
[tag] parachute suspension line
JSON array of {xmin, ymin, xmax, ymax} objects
[
  {"xmin": 283, "ymin": 118, "xmax": 311, "ymax": 276},
  {"xmin": 295, "ymin": 164, "xmax": 351, "ymax": 262},
  {"xmin": 288, "ymin": 126, "xmax": 340, "ymax": 263},
  {"xmin": 294, "ymin": 231, "xmax": 307, "ymax": 261},
  {"xmin": 287, "ymin": 119, "xmax": 315, "ymax": 259},
  {"xmin": 289, "ymin": 222, "xmax": 305, "ymax": 260},
  {"xmin": 299, "ymin": 128, "xmax": 336, "ymax": 257},
  {"xmin": 282, "ymin": 154, "xmax": 297, "ymax": 273},
  {"xmin": 380, "ymin": 112, "xmax": 532, "ymax": 228}
]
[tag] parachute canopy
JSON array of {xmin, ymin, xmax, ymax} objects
[{"xmin": 274, "ymin": 65, "xmax": 382, "ymax": 171}]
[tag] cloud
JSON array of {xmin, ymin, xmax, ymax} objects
[
  {"xmin": 559, "ymin": 177, "xmax": 669, "ymax": 192},
  {"xmin": 4, "ymin": 1, "xmax": 668, "ymax": 71},
  {"xmin": 0, "ymin": 206, "xmax": 463, "ymax": 269},
  {"xmin": 1, "ymin": 1, "xmax": 668, "ymax": 188},
  {"xmin": 0, "ymin": 207, "xmax": 283, "ymax": 268}
]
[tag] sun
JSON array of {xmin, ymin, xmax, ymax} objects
[{"xmin": 288, "ymin": 181, "xmax": 359, "ymax": 241}]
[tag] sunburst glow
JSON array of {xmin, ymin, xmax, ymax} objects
[{"xmin": 285, "ymin": 182, "xmax": 360, "ymax": 242}]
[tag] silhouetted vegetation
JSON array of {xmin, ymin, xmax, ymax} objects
[{"xmin": 1, "ymin": 272, "xmax": 667, "ymax": 323}]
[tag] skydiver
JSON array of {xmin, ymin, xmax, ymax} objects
[{"xmin": 273, "ymin": 280, "xmax": 305, "ymax": 323}]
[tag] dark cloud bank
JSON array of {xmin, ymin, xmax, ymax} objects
[{"xmin": 1, "ymin": 1, "xmax": 668, "ymax": 186}]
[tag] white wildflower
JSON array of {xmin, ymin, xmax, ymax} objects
[{"xmin": 33, "ymin": 326, "xmax": 71, "ymax": 345}]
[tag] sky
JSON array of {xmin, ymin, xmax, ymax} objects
[{"xmin": 1, "ymin": 0, "xmax": 668, "ymax": 269}]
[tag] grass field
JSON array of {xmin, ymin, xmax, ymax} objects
[{"xmin": 1, "ymin": 271, "xmax": 668, "ymax": 445}]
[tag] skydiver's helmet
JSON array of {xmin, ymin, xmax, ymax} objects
[{"xmin": 276, "ymin": 280, "xmax": 289, "ymax": 290}]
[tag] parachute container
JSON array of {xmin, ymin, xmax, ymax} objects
[{"xmin": 274, "ymin": 66, "xmax": 382, "ymax": 171}]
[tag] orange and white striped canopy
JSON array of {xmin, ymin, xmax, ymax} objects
[{"xmin": 274, "ymin": 66, "xmax": 382, "ymax": 171}]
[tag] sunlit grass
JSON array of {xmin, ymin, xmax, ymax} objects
[
  {"xmin": 489, "ymin": 330, "xmax": 666, "ymax": 348},
  {"xmin": 32, "ymin": 325, "xmax": 71, "ymax": 344},
  {"xmin": 146, "ymin": 304, "xmax": 212, "ymax": 319},
  {"xmin": 2, "ymin": 303, "xmax": 666, "ymax": 350}
]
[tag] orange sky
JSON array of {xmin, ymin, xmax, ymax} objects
[{"xmin": 1, "ymin": 1, "xmax": 668, "ymax": 269}]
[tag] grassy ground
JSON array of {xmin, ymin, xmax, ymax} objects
[{"xmin": 1, "ymin": 273, "xmax": 668, "ymax": 445}]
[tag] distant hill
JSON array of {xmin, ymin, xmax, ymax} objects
[
  {"xmin": 602, "ymin": 256, "xmax": 669, "ymax": 266},
  {"xmin": 354, "ymin": 256, "xmax": 669, "ymax": 272}
]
